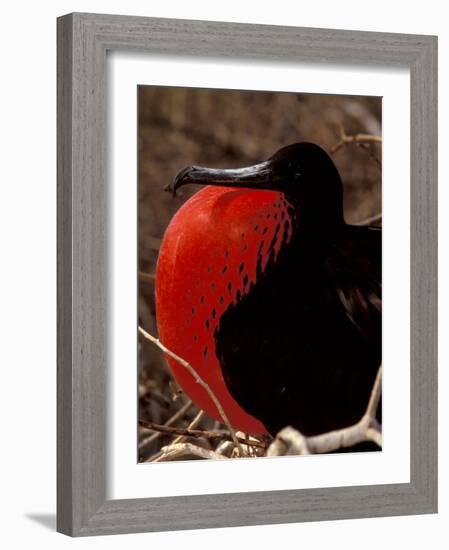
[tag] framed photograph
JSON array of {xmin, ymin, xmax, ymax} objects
[
  {"xmin": 57, "ymin": 13, "xmax": 437, "ymax": 536},
  {"xmin": 137, "ymin": 86, "xmax": 383, "ymax": 465}
]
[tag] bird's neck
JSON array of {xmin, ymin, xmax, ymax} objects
[{"xmin": 287, "ymin": 198, "xmax": 345, "ymax": 237}]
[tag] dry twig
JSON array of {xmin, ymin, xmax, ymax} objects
[
  {"xmin": 139, "ymin": 399, "xmax": 193, "ymax": 451},
  {"xmin": 138, "ymin": 326, "xmax": 244, "ymax": 456},
  {"xmin": 330, "ymin": 128, "xmax": 382, "ymax": 154},
  {"xmin": 138, "ymin": 420, "xmax": 267, "ymax": 449},
  {"xmin": 232, "ymin": 432, "xmax": 267, "ymax": 458}
]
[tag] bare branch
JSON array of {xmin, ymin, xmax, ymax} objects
[
  {"xmin": 267, "ymin": 427, "xmax": 310, "ymax": 456},
  {"xmin": 138, "ymin": 326, "xmax": 244, "ymax": 457},
  {"xmin": 355, "ymin": 212, "xmax": 382, "ymax": 227},
  {"xmin": 151, "ymin": 442, "xmax": 228, "ymax": 462},
  {"xmin": 365, "ymin": 364, "xmax": 382, "ymax": 419},
  {"xmin": 366, "ymin": 427, "xmax": 382, "ymax": 447},
  {"xmin": 330, "ymin": 128, "xmax": 382, "ymax": 154}
]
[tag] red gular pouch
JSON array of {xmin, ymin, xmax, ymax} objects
[{"xmin": 156, "ymin": 185, "xmax": 294, "ymax": 434}]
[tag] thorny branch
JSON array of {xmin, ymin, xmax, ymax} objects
[{"xmin": 138, "ymin": 326, "xmax": 245, "ymax": 456}]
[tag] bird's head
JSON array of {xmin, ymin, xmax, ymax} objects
[{"xmin": 169, "ymin": 142, "xmax": 344, "ymax": 227}]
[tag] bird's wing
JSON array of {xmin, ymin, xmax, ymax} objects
[{"xmin": 325, "ymin": 225, "xmax": 381, "ymax": 341}]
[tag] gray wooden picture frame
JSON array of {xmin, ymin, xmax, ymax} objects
[{"xmin": 57, "ymin": 12, "xmax": 438, "ymax": 537}]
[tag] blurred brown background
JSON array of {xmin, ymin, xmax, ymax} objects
[{"xmin": 138, "ymin": 86, "xmax": 381, "ymax": 461}]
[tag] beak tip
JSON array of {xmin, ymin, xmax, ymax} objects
[{"xmin": 169, "ymin": 165, "xmax": 196, "ymax": 197}]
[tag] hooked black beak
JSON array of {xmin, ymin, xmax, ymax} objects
[{"xmin": 167, "ymin": 161, "xmax": 275, "ymax": 196}]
